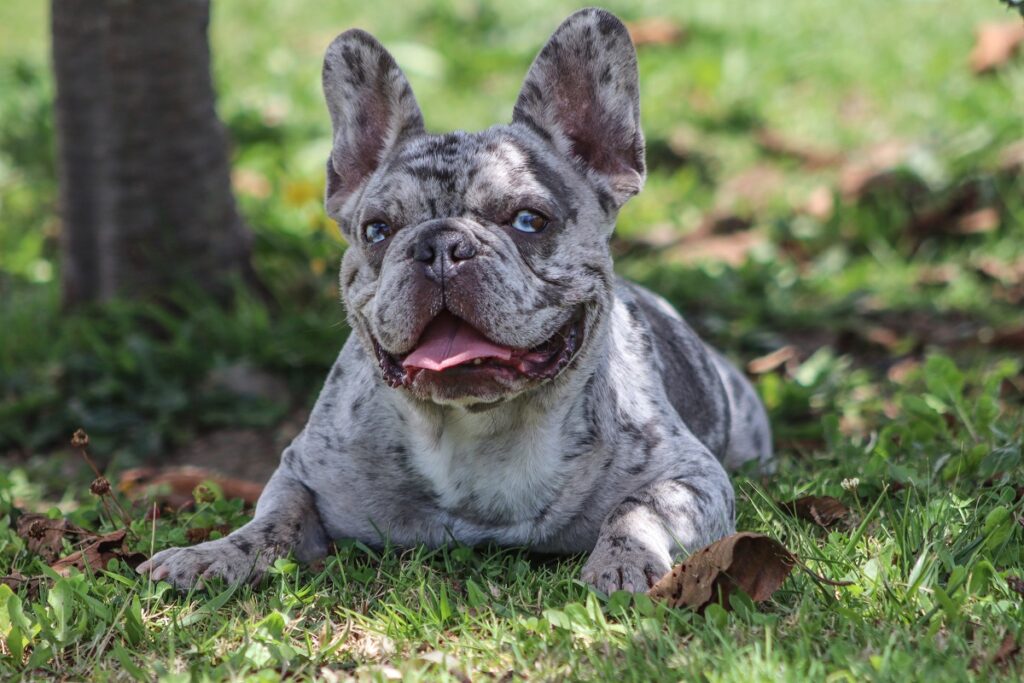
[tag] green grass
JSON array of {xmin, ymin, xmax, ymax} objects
[
  {"xmin": 1, "ymin": 0, "xmax": 1023, "ymax": 680},
  {"xmin": 1, "ymin": 354, "xmax": 1022, "ymax": 680}
]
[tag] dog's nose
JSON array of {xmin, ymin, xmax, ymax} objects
[{"xmin": 409, "ymin": 224, "xmax": 477, "ymax": 282}]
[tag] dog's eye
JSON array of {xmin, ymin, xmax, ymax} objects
[
  {"xmin": 511, "ymin": 209, "xmax": 549, "ymax": 234},
  {"xmin": 363, "ymin": 221, "xmax": 392, "ymax": 244}
]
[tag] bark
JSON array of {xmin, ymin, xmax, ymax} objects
[{"xmin": 52, "ymin": 0, "xmax": 251, "ymax": 306}]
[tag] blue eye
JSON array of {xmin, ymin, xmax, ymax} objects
[
  {"xmin": 364, "ymin": 221, "xmax": 392, "ymax": 244},
  {"xmin": 511, "ymin": 209, "xmax": 549, "ymax": 234}
]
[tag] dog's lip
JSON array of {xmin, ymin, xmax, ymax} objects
[{"xmin": 371, "ymin": 309, "xmax": 585, "ymax": 389}]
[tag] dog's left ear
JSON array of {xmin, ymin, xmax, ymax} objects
[{"xmin": 513, "ymin": 9, "xmax": 645, "ymax": 209}]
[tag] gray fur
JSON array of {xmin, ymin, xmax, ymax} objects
[{"xmin": 138, "ymin": 8, "xmax": 773, "ymax": 595}]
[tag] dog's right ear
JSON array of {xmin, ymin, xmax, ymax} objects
[{"xmin": 322, "ymin": 30, "xmax": 425, "ymax": 222}]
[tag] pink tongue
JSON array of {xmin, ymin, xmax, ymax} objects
[{"xmin": 403, "ymin": 312, "xmax": 514, "ymax": 372}]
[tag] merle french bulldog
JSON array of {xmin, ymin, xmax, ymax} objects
[{"xmin": 138, "ymin": 8, "xmax": 773, "ymax": 595}]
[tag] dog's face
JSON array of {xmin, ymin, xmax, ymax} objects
[{"xmin": 322, "ymin": 9, "xmax": 645, "ymax": 405}]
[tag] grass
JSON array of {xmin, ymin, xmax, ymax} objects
[{"xmin": 1, "ymin": 0, "xmax": 1023, "ymax": 680}]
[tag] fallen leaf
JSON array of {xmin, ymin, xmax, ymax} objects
[
  {"xmin": 15, "ymin": 514, "xmax": 94, "ymax": 563},
  {"xmin": 50, "ymin": 529, "xmax": 146, "ymax": 577},
  {"xmin": 778, "ymin": 496, "xmax": 849, "ymax": 527},
  {"xmin": 747, "ymin": 346, "xmax": 797, "ymax": 375},
  {"xmin": 954, "ymin": 207, "xmax": 1000, "ymax": 234},
  {"xmin": 988, "ymin": 326, "xmax": 1024, "ymax": 350},
  {"xmin": 887, "ymin": 357, "xmax": 920, "ymax": 384},
  {"xmin": 904, "ymin": 181, "xmax": 995, "ymax": 242},
  {"xmin": 970, "ymin": 21, "xmax": 1024, "ymax": 74},
  {"xmin": 648, "ymin": 532, "xmax": 794, "ymax": 612},
  {"xmin": 717, "ymin": 164, "xmax": 785, "ymax": 214},
  {"xmin": 974, "ymin": 256, "xmax": 1024, "ymax": 285},
  {"xmin": 838, "ymin": 140, "xmax": 911, "ymax": 199},
  {"xmin": 699, "ymin": 212, "xmax": 754, "ymax": 236},
  {"xmin": 667, "ymin": 229, "xmax": 766, "ymax": 267},
  {"xmin": 998, "ymin": 139, "xmax": 1024, "ymax": 174},
  {"xmin": 917, "ymin": 265, "xmax": 960, "ymax": 286},
  {"xmin": 863, "ymin": 326, "xmax": 902, "ymax": 350},
  {"xmin": 973, "ymin": 632, "xmax": 1021, "ymax": 671},
  {"xmin": 625, "ymin": 17, "xmax": 686, "ymax": 46},
  {"xmin": 119, "ymin": 466, "xmax": 264, "ymax": 507},
  {"xmin": 755, "ymin": 129, "xmax": 843, "ymax": 169},
  {"xmin": 802, "ymin": 185, "xmax": 835, "ymax": 221},
  {"xmin": 1009, "ymin": 576, "xmax": 1024, "ymax": 597},
  {"xmin": 0, "ymin": 572, "xmax": 44, "ymax": 599},
  {"xmin": 992, "ymin": 633, "xmax": 1021, "ymax": 667}
]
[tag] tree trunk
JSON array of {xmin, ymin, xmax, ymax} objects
[{"xmin": 51, "ymin": 0, "xmax": 251, "ymax": 306}]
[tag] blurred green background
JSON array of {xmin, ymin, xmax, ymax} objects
[{"xmin": 1, "ymin": 0, "xmax": 1022, "ymax": 464}]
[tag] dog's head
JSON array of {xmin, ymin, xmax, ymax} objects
[{"xmin": 322, "ymin": 9, "xmax": 645, "ymax": 406}]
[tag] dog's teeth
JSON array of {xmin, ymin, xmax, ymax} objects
[{"xmin": 474, "ymin": 358, "xmax": 482, "ymax": 365}]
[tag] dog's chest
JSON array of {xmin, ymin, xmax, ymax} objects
[{"xmin": 407, "ymin": 417, "xmax": 567, "ymax": 525}]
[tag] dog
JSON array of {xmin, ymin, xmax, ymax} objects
[{"xmin": 137, "ymin": 8, "xmax": 772, "ymax": 595}]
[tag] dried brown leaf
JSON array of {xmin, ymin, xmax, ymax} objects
[
  {"xmin": 778, "ymin": 496, "xmax": 849, "ymax": 527},
  {"xmin": 747, "ymin": 346, "xmax": 797, "ymax": 375},
  {"xmin": 648, "ymin": 532, "xmax": 794, "ymax": 612},
  {"xmin": 119, "ymin": 466, "xmax": 264, "ymax": 507},
  {"xmin": 974, "ymin": 632, "xmax": 1021, "ymax": 671},
  {"xmin": 15, "ymin": 514, "xmax": 94, "ymax": 563},
  {"xmin": 625, "ymin": 18, "xmax": 686, "ymax": 47},
  {"xmin": 999, "ymin": 139, "xmax": 1024, "ymax": 174},
  {"xmin": 1007, "ymin": 575, "xmax": 1024, "ymax": 597},
  {"xmin": 887, "ymin": 357, "xmax": 921, "ymax": 384},
  {"xmin": 50, "ymin": 529, "xmax": 146, "ymax": 577},
  {"xmin": 974, "ymin": 256, "xmax": 1024, "ymax": 285},
  {"xmin": 989, "ymin": 326, "xmax": 1024, "ymax": 350},
  {"xmin": 1, "ymin": 571, "xmax": 45, "ymax": 600},
  {"xmin": 838, "ymin": 140, "xmax": 911, "ymax": 199},
  {"xmin": 802, "ymin": 185, "xmax": 835, "ymax": 221},
  {"xmin": 667, "ymin": 230, "xmax": 766, "ymax": 267},
  {"xmin": 717, "ymin": 165, "xmax": 785, "ymax": 213},
  {"xmin": 954, "ymin": 207, "xmax": 1000, "ymax": 234},
  {"xmin": 992, "ymin": 633, "xmax": 1021, "ymax": 667},
  {"xmin": 755, "ymin": 129, "xmax": 843, "ymax": 169},
  {"xmin": 970, "ymin": 22, "xmax": 1024, "ymax": 74}
]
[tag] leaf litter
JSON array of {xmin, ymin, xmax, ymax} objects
[{"xmin": 777, "ymin": 496, "xmax": 850, "ymax": 527}]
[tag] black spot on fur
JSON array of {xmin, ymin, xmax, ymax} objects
[
  {"xmin": 231, "ymin": 537, "xmax": 253, "ymax": 555},
  {"xmin": 596, "ymin": 11, "xmax": 620, "ymax": 37},
  {"xmin": 328, "ymin": 364, "xmax": 345, "ymax": 384}
]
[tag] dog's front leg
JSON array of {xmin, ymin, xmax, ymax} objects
[
  {"xmin": 137, "ymin": 463, "xmax": 329, "ymax": 591},
  {"xmin": 581, "ymin": 461, "xmax": 735, "ymax": 594}
]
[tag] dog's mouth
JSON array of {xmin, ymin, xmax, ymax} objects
[{"xmin": 372, "ymin": 309, "xmax": 584, "ymax": 392}]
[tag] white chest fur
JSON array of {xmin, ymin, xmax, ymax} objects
[{"xmin": 406, "ymin": 405, "xmax": 569, "ymax": 524}]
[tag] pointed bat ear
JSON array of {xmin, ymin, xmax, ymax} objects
[
  {"xmin": 512, "ymin": 9, "xmax": 645, "ymax": 209},
  {"xmin": 322, "ymin": 29, "xmax": 425, "ymax": 220}
]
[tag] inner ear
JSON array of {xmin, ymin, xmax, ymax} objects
[
  {"xmin": 512, "ymin": 9, "xmax": 645, "ymax": 208},
  {"xmin": 322, "ymin": 29, "xmax": 425, "ymax": 221}
]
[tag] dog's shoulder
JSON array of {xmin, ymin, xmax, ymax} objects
[{"xmin": 611, "ymin": 278, "xmax": 731, "ymax": 457}]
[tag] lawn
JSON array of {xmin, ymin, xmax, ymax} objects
[{"xmin": 1, "ymin": 0, "xmax": 1023, "ymax": 680}]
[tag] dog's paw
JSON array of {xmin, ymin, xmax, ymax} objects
[
  {"xmin": 581, "ymin": 536, "xmax": 671, "ymax": 594},
  {"xmin": 136, "ymin": 536, "xmax": 272, "ymax": 591}
]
